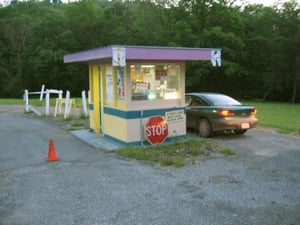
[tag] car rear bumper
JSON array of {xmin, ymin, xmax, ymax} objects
[{"xmin": 211, "ymin": 117, "xmax": 258, "ymax": 131}]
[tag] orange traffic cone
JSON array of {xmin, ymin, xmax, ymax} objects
[{"xmin": 46, "ymin": 139, "xmax": 60, "ymax": 162}]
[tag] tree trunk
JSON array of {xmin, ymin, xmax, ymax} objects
[{"xmin": 263, "ymin": 86, "xmax": 272, "ymax": 102}]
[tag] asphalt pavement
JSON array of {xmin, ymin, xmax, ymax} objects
[{"xmin": 0, "ymin": 105, "xmax": 300, "ymax": 225}]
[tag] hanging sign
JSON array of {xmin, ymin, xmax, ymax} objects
[
  {"xmin": 211, "ymin": 49, "xmax": 221, "ymax": 67},
  {"xmin": 112, "ymin": 47, "xmax": 126, "ymax": 67}
]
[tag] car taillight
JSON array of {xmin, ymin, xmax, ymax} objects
[
  {"xmin": 251, "ymin": 108, "xmax": 257, "ymax": 115},
  {"xmin": 219, "ymin": 109, "xmax": 235, "ymax": 117}
]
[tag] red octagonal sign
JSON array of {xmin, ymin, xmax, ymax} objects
[{"xmin": 145, "ymin": 116, "xmax": 168, "ymax": 145}]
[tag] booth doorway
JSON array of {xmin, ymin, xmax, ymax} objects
[
  {"xmin": 98, "ymin": 65, "xmax": 103, "ymax": 133},
  {"xmin": 89, "ymin": 65, "xmax": 101, "ymax": 133}
]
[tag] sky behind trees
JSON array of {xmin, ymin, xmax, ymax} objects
[
  {"xmin": 1, "ymin": 0, "xmax": 300, "ymax": 7},
  {"xmin": 247, "ymin": 0, "xmax": 289, "ymax": 5}
]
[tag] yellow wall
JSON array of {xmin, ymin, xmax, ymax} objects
[
  {"xmin": 89, "ymin": 65, "xmax": 100, "ymax": 133},
  {"xmin": 103, "ymin": 114, "xmax": 127, "ymax": 142}
]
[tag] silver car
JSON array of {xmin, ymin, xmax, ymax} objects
[{"xmin": 185, "ymin": 93, "xmax": 258, "ymax": 137}]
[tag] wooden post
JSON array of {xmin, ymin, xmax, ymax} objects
[
  {"xmin": 58, "ymin": 90, "xmax": 63, "ymax": 99},
  {"xmin": 82, "ymin": 90, "xmax": 88, "ymax": 117},
  {"xmin": 64, "ymin": 90, "xmax": 70, "ymax": 119},
  {"xmin": 24, "ymin": 89, "xmax": 29, "ymax": 112},
  {"xmin": 39, "ymin": 84, "xmax": 45, "ymax": 101},
  {"xmin": 45, "ymin": 90, "xmax": 50, "ymax": 116}
]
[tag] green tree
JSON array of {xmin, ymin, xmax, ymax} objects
[
  {"xmin": 0, "ymin": 0, "xmax": 299, "ymax": 101},
  {"xmin": 176, "ymin": 0, "xmax": 249, "ymax": 96},
  {"xmin": 0, "ymin": 5, "xmax": 32, "ymax": 97},
  {"xmin": 241, "ymin": 1, "xmax": 299, "ymax": 102},
  {"xmin": 241, "ymin": 4, "xmax": 280, "ymax": 100},
  {"xmin": 275, "ymin": 0, "xmax": 300, "ymax": 102},
  {"xmin": 64, "ymin": 0, "xmax": 105, "ymax": 49}
]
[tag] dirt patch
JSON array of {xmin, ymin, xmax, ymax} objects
[
  {"xmin": 46, "ymin": 115, "xmax": 90, "ymax": 131},
  {"xmin": 41, "ymin": 107, "xmax": 90, "ymax": 131}
]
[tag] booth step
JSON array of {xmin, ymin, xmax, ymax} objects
[{"xmin": 71, "ymin": 130, "xmax": 122, "ymax": 151}]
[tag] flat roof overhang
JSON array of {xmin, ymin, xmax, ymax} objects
[{"xmin": 64, "ymin": 45, "xmax": 221, "ymax": 64}]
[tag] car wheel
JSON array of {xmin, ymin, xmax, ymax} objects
[
  {"xmin": 235, "ymin": 129, "xmax": 248, "ymax": 135},
  {"xmin": 198, "ymin": 118, "xmax": 212, "ymax": 138}
]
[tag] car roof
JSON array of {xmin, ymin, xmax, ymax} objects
[
  {"xmin": 185, "ymin": 92, "xmax": 242, "ymax": 106},
  {"xmin": 185, "ymin": 93, "xmax": 223, "ymax": 104},
  {"xmin": 186, "ymin": 92, "xmax": 225, "ymax": 97}
]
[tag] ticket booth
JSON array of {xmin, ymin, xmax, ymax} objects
[{"xmin": 64, "ymin": 45, "xmax": 221, "ymax": 145}]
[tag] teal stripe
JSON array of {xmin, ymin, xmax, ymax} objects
[
  {"xmin": 104, "ymin": 107, "xmax": 139, "ymax": 119},
  {"xmin": 104, "ymin": 134, "xmax": 141, "ymax": 146},
  {"xmin": 104, "ymin": 107, "xmax": 185, "ymax": 119},
  {"xmin": 89, "ymin": 103, "xmax": 94, "ymax": 110},
  {"xmin": 104, "ymin": 134, "xmax": 187, "ymax": 146}
]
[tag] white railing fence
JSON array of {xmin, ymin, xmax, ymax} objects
[{"xmin": 24, "ymin": 85, "xmax": 89, "ymax": 118}]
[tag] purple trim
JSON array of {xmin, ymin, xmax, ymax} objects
[
  {"xmin": 126, "ymin": 46, "xmax": 211, "ymax": 60},
  {"xmin": 64, "ymin": 45, "xmax": 220, "ymax": 63},
  {"xmin": 64, "ymin": 46, "xmax": 112, "ymax": 63}
]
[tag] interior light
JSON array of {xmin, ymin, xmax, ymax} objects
[
  {"xmin": 148, "ymin": 92, "xmax": 157, "ymax": 100},
  {"xmin": 141, "ymin": 65, "xmax": 155, "ymax": 68},
  {"xmin": 164, "ymin": 92, "xmax": 178, "ymax": 100}
]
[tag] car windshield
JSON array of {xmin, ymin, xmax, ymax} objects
[{"xmin": 205, "ymin": 94, "xmax": 242, "ymax": 106}]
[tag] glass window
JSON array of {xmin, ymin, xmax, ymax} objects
[{"xmin": 130, "ymin": 64, "xmax": 181, "ymax": 101}]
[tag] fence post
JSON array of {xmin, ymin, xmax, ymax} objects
[
  {"xmin": 82, "ymin": 90, "xmax": 88, "ymax": 117},
  {"xmin": 58, "ymin": 90, "xmax": 63, "ymax": 99},
  {"xmin": 45, "ymin": 90, "xmax": 50, "ymax": 116},
  {"xmin": 24, "ymin": 89, "xmax": 29, "ymax": 112},
  {"xmin": 64, "ymin": 90, "xmax": 70, "ymax": 119},
  {"xmin": 39, "ymin": 84, "xmax": 45, "ymax": 101}
]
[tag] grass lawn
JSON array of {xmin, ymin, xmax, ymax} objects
[
  {"xmin": 0, "ymin": 98, "xmax": 83, "ymax": 107},
  {"xmin": 243, "ymin": 101, "xmax": 300, "ymax": 134}
]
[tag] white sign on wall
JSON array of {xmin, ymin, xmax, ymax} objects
[
  {"xmin": 165, "ymin": 110, "xmax": 184, "ymax": 123},
  {"xmin": 106, "ymin": 66, "xmax": 113, "ymax": 104}
]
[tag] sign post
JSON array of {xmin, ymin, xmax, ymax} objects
[{"xmin": 144, "ymin": 116, "xmax": 168, "ymax": 145}]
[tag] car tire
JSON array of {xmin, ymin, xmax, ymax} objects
[
  {"xmin": 235, "ymin": 129, "xmax": 248, "ymax": 135},
  {"xmin": 198, "ymin": 118, "xmax": 212, "ymax": 138}
]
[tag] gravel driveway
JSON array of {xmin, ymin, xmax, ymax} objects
[{"xmin": 0, "ymin": 105, "xmax": 299, "ymax": 225}]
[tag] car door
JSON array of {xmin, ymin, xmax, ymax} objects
[{"xmin": 185, "ymin": 95, "xmax": 207, "ymax": 128}]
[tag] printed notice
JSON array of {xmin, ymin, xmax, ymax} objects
[{"xmin": 165, "ymin": 110, "xmax": 184, "ymax": 123}]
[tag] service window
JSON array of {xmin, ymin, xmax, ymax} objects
[{"xmin": 130, "ymin": 64, "xmax": 181, "ymax": 101}]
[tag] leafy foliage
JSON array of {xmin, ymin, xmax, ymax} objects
[{"xmin": 0, "ymin": 0, "xmax": 299, "ymax": 102}]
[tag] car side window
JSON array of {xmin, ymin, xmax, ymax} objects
[
  {"xmin": 186, "ymin": 96, "xmax": 206, "ymax": 106},
  {"xmin": 198, "ymin": 99, "xmax": 206, "ymax": 106},
  {"xmin": 185, "ymin": 96, "xmax": 192, "ymax": 106}
]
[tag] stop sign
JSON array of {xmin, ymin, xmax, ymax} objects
[{"xmin": 145, "ymin": 116, "xmax": 168, "ymax": 144}]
